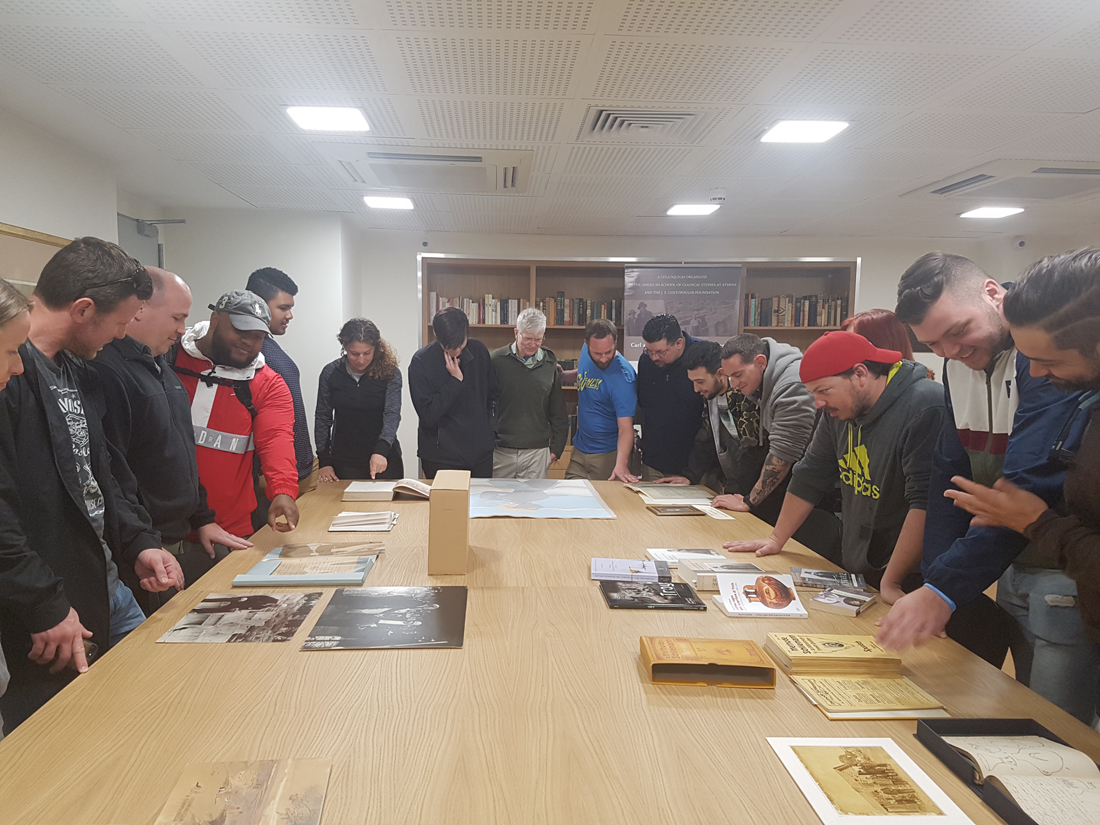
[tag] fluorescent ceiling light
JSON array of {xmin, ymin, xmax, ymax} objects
[
  {"xmin": 286, "ymin": 106, "xmax": 369, "ymax": 132},
  {"xmin": 760, "ymin": 120, "xmax": 849, "ymax": 143},
  {"xmin": 667, "ymin": 203, "xmax": 720, "ymax": 216},
  {"xmin": 960, "ymin": 206, "xmax": 1024, "ymax": 219},
  {"xmin": 364, "ymin": 196, "xmax": 414, "ymax": 210}
]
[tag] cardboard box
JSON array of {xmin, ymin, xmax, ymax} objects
[{"xmin": 428, "ymin": 470, "xmax": 470, "ymax": 575}]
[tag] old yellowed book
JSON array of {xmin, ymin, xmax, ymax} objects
[
  {"xmin": 792, "ymin": 674, "xmax": 945, "ymax": 720},
  {"xmin": 764, "ymin": 632, "xmax": 901, "ymax": 676}
]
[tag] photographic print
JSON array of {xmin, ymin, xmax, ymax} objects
[
  {"xmin": 157, "ymin": 592, "xmax": 321, "ymax": 644},
  {"xmin": 468, "ymin": 478, "xmax": 615, "ymax": 519},
  {"xmin": 302, "ymin": 586, "xmax": 468, "ymax": 650}
]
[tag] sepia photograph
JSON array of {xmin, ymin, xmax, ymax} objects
[{"xmin": 158, "ymin": 592, "xmax": 322, "ymax": 644}]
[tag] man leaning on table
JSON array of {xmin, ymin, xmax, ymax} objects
[
  {"xmin": 565, "ymin": 318, "xmax": 638, "ymax": 483},
  {"xmin": 725, "ymin": 330, "xmax": 944, "ymax": 602},
  {"xmin": 0, "ymin": 238, "xmax": 184, "ymax": 734},
  {"xmin": 491, "ymin": 308, "xmax": 568, "ymax": 479}
]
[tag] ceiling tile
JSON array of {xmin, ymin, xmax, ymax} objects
[
  {"xmin": 814, "ymin": 149, "xmax": 962, "ymax": 181},
  {"xmin": 226, "ymin": 186, "xmax": 347, "ymax": 211},
  {"xmin": 57, "ymin": 88, "xmax": 250, "ymax": 131},
  {"xmin": 769, "ymin": 49, "xmax": 1002, "ymax": 108},
  {"xmin": 593, "ymin": 41, "xmax": 791, "ymax": 103},
  {"xmin": 243, "ymin": 93, "xmax": 407, "ymax": 136},
  {"xmin": 945, "ymin": 56, "xmax": 1100, "ymax": 113},
  {"xmin": 837, "ymin": 0, "xmax": 1090, "ymax": 49},
  {"xmin": 441, "ymin": 194, "xmax": 544, "ymax": 215},
  {"xmin": 0, "ymin": 0, "xmax": 128, "ymax": 18},
  {"xmin": 385, "ymin": 0, "xmax": 595, "ymax": 32},
  {"xmin": 279, "ymin": 134, "xmax": 417, "ymax": 166},
  {"xmin": 176, "ymin": 30, "xmax": 387, "ymax": 92},
  {"xmin": 866, "ymin": 112, "xmax": 1073, "ymax": 153},
  {"xmin": 690, "ymin": 144, "xmax": 825, "ymax": 179},
  {"xmin": 552, "ymin": 176, "xmax": 673, "ymax": 200},
  {"xmin": 190, "ymin": 163, "xmax": 317, "ymax": 189},
  {"xmin": 132, "ymin": 132, "xmax": 289, "ymax": 163},
  {"xmin": 0, "ymin": 26, "xmax": 201, "ymax": 85},
  {"xmin": 616, "ymin": 0, "xmax": 842, "ymax": 38},
  {"xmin": 723, "ymin": 107, "xmax": 899, "ymax": 146},
  {"xmin": 1048, "ymin": 18, "xmax": 1100, "ymax": 51},
  {"xmin": 562, "ymin": 145, "xmax": 692, "ymax": 176},
  {"xmin": 417, "ymin": 100, "xmax": 565, "ymax": 141},
  {"xmin": 998, "ymin": 113, "xmax": 1100, "ymax": 159},
  {"xmin": 545, "ymin": 197, "xmax": 651, "ymax": 218},
  {"xmin": 145, "ymin": 0, "xmax": 361, "ymax": 25},
  {"xmin": 397, "ymin": 37, "xmax": 581, "ymax": 96}
]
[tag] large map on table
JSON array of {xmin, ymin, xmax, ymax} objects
[{"xmin": 468, "ymin": 479, "xmax": 616, "ymax": 519}]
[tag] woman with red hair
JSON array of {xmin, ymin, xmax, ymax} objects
[{"xmin": 843, "ymin": 309, "xmax": 935, "ymax": 380}]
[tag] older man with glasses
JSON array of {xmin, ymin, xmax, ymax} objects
[{"xmin": 490, "ymin": 308, "xmax": 568, "ymax": 479}]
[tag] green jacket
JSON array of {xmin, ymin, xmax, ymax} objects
[{"xmin": 490, "ymin": 344, "xmax": 568, "ymax": 457}]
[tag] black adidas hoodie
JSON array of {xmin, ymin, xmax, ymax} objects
[{"xmin": 787, "ymin": 360, "xmax": 944, "ymax": 576}]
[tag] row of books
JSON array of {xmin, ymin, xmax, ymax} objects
[
  {"xmin": 743, "ymin": 293, "xmax": 849, "ymax": 328},
  {"xmin": 535, "ymin": 293, "xmax": 623, "ymax": 327},
  {"xmin": 428, "ymin": 293, "xmax": 530, "ymax": 325}
]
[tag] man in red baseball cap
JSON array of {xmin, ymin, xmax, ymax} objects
[{"xmin": 725, "ymin": 330, "xmax": 944, "ymax": 600}]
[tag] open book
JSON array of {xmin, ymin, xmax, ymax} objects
[
  {"xmin": 626, "ymin": 482, "xmax": 713, "ymax": 506},
  {"xmin": 943, "ymin": 735, "xmax": 1100, "ymax": 825},
  {"xmin": 342, "ymin": 479, "xmax": 431, "ymax": 501}
]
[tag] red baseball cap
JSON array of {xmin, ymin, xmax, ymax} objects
[{"xmin": 799, "ymin": 330, "xmax": 903, "ymax": 383}]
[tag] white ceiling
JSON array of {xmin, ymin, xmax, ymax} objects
[{"xmin": 2, "ymin": 0, "xmax": 1100, "ymax": 239}]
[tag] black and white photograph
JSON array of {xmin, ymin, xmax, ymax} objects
[
  {"xmin": 302, "ymin": 586, "xmax": 468, "ymax": 650},
  {"xmin": 598, "ymin": 580, "xmax": 706, "ymax": 610},
  {"xmin": 157, "ymin": 592, "xmax": 322, "ymax": 644}
]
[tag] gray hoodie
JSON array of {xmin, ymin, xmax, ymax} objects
[
  {"xmin": 787, "ymin": 360, "xmax": 945, "ymax": 576},
  {"xmin": 759, "ymin": 338, "xmax": 817, "ymax": 465}
]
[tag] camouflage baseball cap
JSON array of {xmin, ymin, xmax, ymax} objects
[{"xmin": 208, "ymin": 289, "xmax": 271, "ymax": 333}]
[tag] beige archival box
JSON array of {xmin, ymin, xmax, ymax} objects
[{"xmin": 428, "ymin": 470, "xmax": 470, "ymax": 575}]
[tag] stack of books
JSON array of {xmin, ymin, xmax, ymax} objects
[
  {"xmin": 790, "ymin": 568, "xmax": 878, "ymax": 616},
  {"xmin": 328, "ymin": 511, "xmax": 399, "ymax": 533},
  {"xmin": 591, "ymin": 558, "xmax": 672, "ymax": 583},
  {"xmin": 764, "ymin": 633, "xmax": 901, "ymax": 676}
]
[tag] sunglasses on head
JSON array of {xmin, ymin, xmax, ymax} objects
[{"xmin": 80, "ymin": 261, "xmax": 145, "ymax": 297}]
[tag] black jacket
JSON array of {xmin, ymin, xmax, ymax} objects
[
  {"xmin": 91, "ymin": 335, "xmax": 215, "ymax": 545},
  {"xmin": 408, "ymin": 339, "xmax": 498, "ymax": 469},
  {"xmin": 0, "ymin": 343, "xmax": 161, "ymax": 731}
]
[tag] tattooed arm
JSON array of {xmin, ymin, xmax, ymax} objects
[{"xmin": 748, "ymin": 453, "xmax": 793, "ymax": 508}]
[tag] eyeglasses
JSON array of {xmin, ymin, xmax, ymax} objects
[
  {"xmin": 646, "ymin": 345, "xmax": 673, "ymax": 359},
  {"xmin": 518, "ymin": 334, "xmax": 544, "ymax": 345},
  {"xmin": 80, "ymin": 262, "xmax": 146, "ymax": 298}
]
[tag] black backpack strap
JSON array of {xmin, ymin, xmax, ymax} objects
[
  {"xmin": 169, "ymin": 350, "xmax": 258, "ymax": 420},
  {"xmin": 232, "ymin": 381, "xmax": 257, "ymax": 420}
]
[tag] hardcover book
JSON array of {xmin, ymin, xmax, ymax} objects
[
  {"xmin": 645, "ymin": 547, "xmax": 725, "ymax": 569},
  {"xmin": 342, "ymin": 478, "xmax": 431, "ymax": 501},
  {"xmin": 232, "ymin": 543, "xmax": 381, "ymax": 587},
  {"xmin": 598, "ymin": 580, "xmax": 706, "ymax": 610},
  {"xmin": 764, "ymin": 633, "xmax": 902, "ymax": 676},
  {"xmin": 640, "ymin": 636, "xmax": 775, "ymax": 689},
  {"xmin": 790, "ymin": 568, "xmax": 867, "ymax": 590},
  {"xmin": 302, "ymin": 586, "xmax": 468, "ymax": 649},
  {"xmin": 645, "ymin": 504, "xmax": 705, "ymax": 516},
  {"xmin": 591, "ymin": 558, "xmax": 672, "ymax": 583},
  {"xmin": 712, "ymin": 572, "xmax": 809, "ymax": 619}
]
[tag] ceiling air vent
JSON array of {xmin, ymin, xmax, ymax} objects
[
  {"xmin": 315, "ymin": 145, "xmax": 533, "ymax": 194},
  {"xmin": 906, "ymin": 160, "xmax": 1100, "ymax": 204},
  {"xmin": 578, "ymin": 106, "xmax": 718, "ymax": 144},
  {"xmin": 1032, "ymin": 167, "xmax": 1100, "ymax": 175},
  {"xmin": 930, "ymin": 174, "xmax": 995, "ymax": 195}
]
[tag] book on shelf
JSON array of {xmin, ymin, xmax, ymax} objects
[
  {"xmin": 590, "ymin": 558, "xmax": 672, "ymax": 583},
  {"xmin": 428, "ymin": 292, "xmax": 530, "ymax": 326},
  {"xmin": 712, "ymin": 572, "xmax": 809, "ymax": 619},
  {"xmin": 342, "ymin": 479, "xmax": 431, "ymax": 501},
  {"xmin": 535, "ymin": 295, "xmax": 622, "ymax": 326},
  {"xmin": 809, "ymin": 586, "xmax": 879, "ymax": 616},
  {"xmin": 328, "ymin": 510, "xmax": 399, "ymax": 532},
  {"xmin": 645, "ymin": 547, "xmax": 725, "ymax": 569},
  {"xmin": 764, "ymin": 633, "xmax": 901, "ymax": 676},
  {"xmin": 789, "ymin": 567, "xmax": 867, "ymax": 590},
  {"xmin": 232, "ymin": 542, "xmax": 382, "ymax": 587},
  {"xmin": 743, "ymin": 292, "xmax": 849, "ymax": 328},
  {"xmin": 598, "ymin": 580, "xmax": 706, "ymax": 610},
  {"xmin": 678, "ymin": 560, "xmax": 765, "ymax": 591},
  {"xmin": 639, "ymin": 636, "xmax": 776, "ymax": 689}
]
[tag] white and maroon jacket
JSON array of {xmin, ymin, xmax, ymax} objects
[{"xmin": 172, "ymin": 322, "xmax": 298, "ymax": 537}]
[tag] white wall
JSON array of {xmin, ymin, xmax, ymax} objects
[
  {"xmin": 0, "ymin": 111, "xmax": 117, "ymax": 242},
  {"xmin": 160, "ymin": 209, "xmax": 346, "ymax": 443}
]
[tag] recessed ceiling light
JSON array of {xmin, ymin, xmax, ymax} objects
[
  {"xmin": 667, "ymin": 203, "xmax": 720, "ymax": 216},
  {"xmin": 760, "ymin": 120, "xmax": 849, "ymax": 143},
  {"xmin": 364, "ymin": 196, "xmax": 414, "ymax": 210},
  {"xmin": 960, "ymin": 206, "xmax": 1024, "ymax": 219},
  {"xmin": 286, "ymin": 106, "xmax": 370, "ymax": 132}
]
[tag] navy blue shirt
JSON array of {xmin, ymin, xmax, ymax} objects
[
  {"xmin": 261, "ymin": 337, "xmax": 314, "ymax": 479},
  {"xmin": 637, "ymin": 331, "xmax": 705, "ymax": 474}
]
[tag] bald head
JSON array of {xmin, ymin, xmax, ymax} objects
[{"xmin": 130, "ymin": 266, "xmax": 193, "ymax": 355}]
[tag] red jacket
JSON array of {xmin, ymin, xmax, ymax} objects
[{"xmin": 172, "ymin": 324, "xmax": 298, "ymax": 537}]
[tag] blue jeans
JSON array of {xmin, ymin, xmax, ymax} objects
[
  {"xmin": 998, "ymin": 566, "xmax": 1100, "ymax": 724},
  {"xmin": 109, "ymin": 584, "xmax": 147, "ymax": 649}
]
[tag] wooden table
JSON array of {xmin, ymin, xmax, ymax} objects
[{"xmin": 1, "ymin": 481, "xmax": 1098, "ymax": 824}]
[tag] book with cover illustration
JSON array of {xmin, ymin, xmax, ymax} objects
[
  {"xmin": 679, "ymin": 560, "xmax": 765, "ymax": 590},
  {"xmin": 640, "ymin": 636, "xmax": 775, "ymax": 689},
  {"xmin": 328, "ymin": 510, "xmax": 399, "ymax": 532},
  {"xmin": 810, "ymin": 586, "xmax": 879, "ymax": 616},
  {"xmin": 591, "ymin": 558, "xmax": 671, "ymax": 583},
  {"xmin": 712, "ymin": 572, "xmax": 809, "ymax": 619},
  {"xmin": 645, "ymin": 547, "xmax": 725, "ymax": 569},
  {"xmin": 764, "ymin": 633, "xmax": 902, "ymax": 676},
  {"xmin": 342, "ymin": 478, "xmax": 431, "ymax": 501},
  {"xmin": 790, "ymin": 568, "xmax": 867, "ymax": 590},
  {"xmin": 154, "ymin": 758, "xmax": 331, "ymax": 825},
  {"xmin": 302, "ymin": 586, "xmax": 468, "ymax": 649},
  {"xmin": 599, "ymin": 580, "xmax": 706, "ymax": 610},
  {"xmin": 232, "ymin": 542, "xmax": 382, "ymax": 587}
]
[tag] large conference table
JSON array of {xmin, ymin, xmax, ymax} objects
[{"xmin": 1, "ymin": 481, "xmax": 1098, "ymax": 824}]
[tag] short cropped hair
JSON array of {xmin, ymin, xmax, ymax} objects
[
  {"xmin": 641, "ymin": 314, "xmax": 683, "ymax": 345},
  {"xmin": 516, "ymin": 307, "xmax": 546, "ymax": 336},
  {"xmin": 895, "ymin": 252, "xmax": 988, "ymax": 325},
  {"xmin": 585, "ymin": 318, "xmax": 617, "ymax": 343},
  {"xmin": 682, "ymin": 339, "xmax": 721, "ymax": 374},
  {"xmin": 433, "ymin": 306, "xmax": 469, "ymax": 349},
  {"xmin": 34, "ymin": 237, "xmax": 152, "ymax": 313},
  {"xmin": 246, "ymin": 267, "xmax": 298, "ymax": 302},
  {"xmin": 1004, "ymin": 248, "xmax": 1100, "ymax": 357},
  {"xmin": 720, "ymin": 333, "xmax": 766, "ymax": 363}
]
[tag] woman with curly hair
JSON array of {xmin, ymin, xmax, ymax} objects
[{"xmin": 316, "ymin": 318, "xmax": 403, "ymax": 481}]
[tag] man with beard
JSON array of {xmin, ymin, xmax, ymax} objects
[
  {"xmin": 878, "ymin": 253, "xmax": 1095, "ymax": 723},
  {"xmin": 170, "ymin": 290, "xmax": 299, "ymax": 562},
  {"xmin": 943, "ymin": 249, "xmax": 1100, "ymax": 722}
]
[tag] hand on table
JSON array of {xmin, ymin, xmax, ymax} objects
[
  {"xmin": 723, "ymin": 536, "xmax": 782, "ymax": 556},
  {"xmin": 944, "ymin": 476, "xmax": 1048, "ymax": 534},
  {"xmin": 29, "ymin": 607, "xmax": 92, "ymax": 674},
  {"xmin": 197, "ymin": 522, "xmax": 253, "ymax": 558},
  {"xmin": 875, "ymin": 586, "xmax": 952, "ymax": 652},
  {"xmin": 318, "ymin": 466, "xmax": 339, "ymax": 483},
  {"xmin": 608, "ymin": 465, "xmax": 639, "ymax": 484},
  {"xmin": 712, "ymin": 493, "xmax": 750, "ymax": 512},
  {"xmin": 268, "ymin": 494, "xmax": 300, "ymax": 532},
  {"xmin": 654, "ymin": 476, "xmax": 690, "ymax": 485},
  {"xmin": 370, "ymin": 454, "xmax": 388, "ymax": 479}
]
